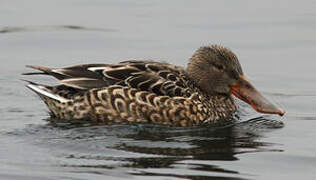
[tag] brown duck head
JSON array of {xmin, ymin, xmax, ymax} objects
[{"xmin": 187, "ymin": 45, "xmax": 285, "ymax": 116}]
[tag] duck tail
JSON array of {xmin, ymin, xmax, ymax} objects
[
  {"xmin": 24, "ymin": 80, "xmax": 67, "ymax": 103},
  {"xmin": 23, "ymin": 65, "xmax": 67, "ymax": 80},
  {"xmin": 22, "ymin": 65, "xmax": 52, "ymax": 75}
]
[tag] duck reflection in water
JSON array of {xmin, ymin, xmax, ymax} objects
[{"xmin": 47, "ymin": 115, "xmax": 283, "ymax": 180}]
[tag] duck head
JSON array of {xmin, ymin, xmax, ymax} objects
[{"xmin": 187, "ymin": 45, "xmax": 285, "ymax": 116}]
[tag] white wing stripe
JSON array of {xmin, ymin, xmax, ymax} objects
[
  {"xmin": 27, "ymin": 84, "xmax": 67, "ymax": 103},
  {"xmin": 88, "ymin": 67, "xmax": 107, "ymax": 71}
]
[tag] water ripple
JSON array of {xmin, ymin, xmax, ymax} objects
[
  {"xmin": 0, "ymin": 25, "xmax": 118, "ymax": 34},
  {"xmin": 4, "ymin": 114, "xmax": 284, "ymax": 179}
]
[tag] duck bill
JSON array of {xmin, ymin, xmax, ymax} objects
[{"xmin": 229, "ymin": 75, "xmax": 285, "ymax": 116}]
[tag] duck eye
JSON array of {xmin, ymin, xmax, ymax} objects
[{"xmin": 215, "ymin": 64, "xmax": 224, "ymax": 70}]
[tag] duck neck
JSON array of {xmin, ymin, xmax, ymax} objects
[
  {"xmin": 204, "ymin": 94, "xmax": 237, "ymax": 123},
  {"xmin": 184, "ymin": 73, "xmax": 237, "ymax": 123}
]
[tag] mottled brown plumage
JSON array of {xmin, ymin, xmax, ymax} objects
[{"xmin": 23, "ymin": 45, "xmax": 284, "ymax": 126}]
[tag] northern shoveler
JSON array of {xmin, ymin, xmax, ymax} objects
[{"xmin": 23, "ymin": 45, "xmax": 285, "ymax": 126}]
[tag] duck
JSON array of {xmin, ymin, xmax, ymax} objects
[{"xmin": 23, "ymin": 45, "xmax": 285, "ymax": 126}]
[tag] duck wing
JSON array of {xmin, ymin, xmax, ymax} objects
[
  {"xmin": 24, "ymin": 60, "xmax": 190, "ymax": 97},
  {"xmin": 118, "ymin": 60, "xmax": 189, "ymax": 97},
  {"xmin": 24, "ymin": 64, "xmax": 111, "ymax": 89}
]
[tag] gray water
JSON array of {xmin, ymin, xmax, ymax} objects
[{"xmin": 1, "ymin": 0, "xmax": 316, "ymax": 179}]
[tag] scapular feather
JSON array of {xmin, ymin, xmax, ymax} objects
[{"xmin": 24, "ymin": 60, "xmax": 189, "ymax": 97}]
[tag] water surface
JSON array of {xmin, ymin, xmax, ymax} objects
[{"xmin": 1, "ymin": 0, "xmax": 316, "ymax": 179}]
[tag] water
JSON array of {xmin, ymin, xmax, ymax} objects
[{"xmin": 1, "ymin": 0, "xmax": 316, "ymax": 179}]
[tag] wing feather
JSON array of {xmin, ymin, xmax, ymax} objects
[{"xmin": 24, "ymin": 60, "xmax": 190, "ymax": 97}]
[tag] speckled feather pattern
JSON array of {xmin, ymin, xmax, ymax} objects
[
  {"xmin": 24, "ymin": 46, "xmax": 239, "ymax": 127},
  {"xmin": 40, "ymin": 84, "xmax": 236, "ymax": 126}
]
